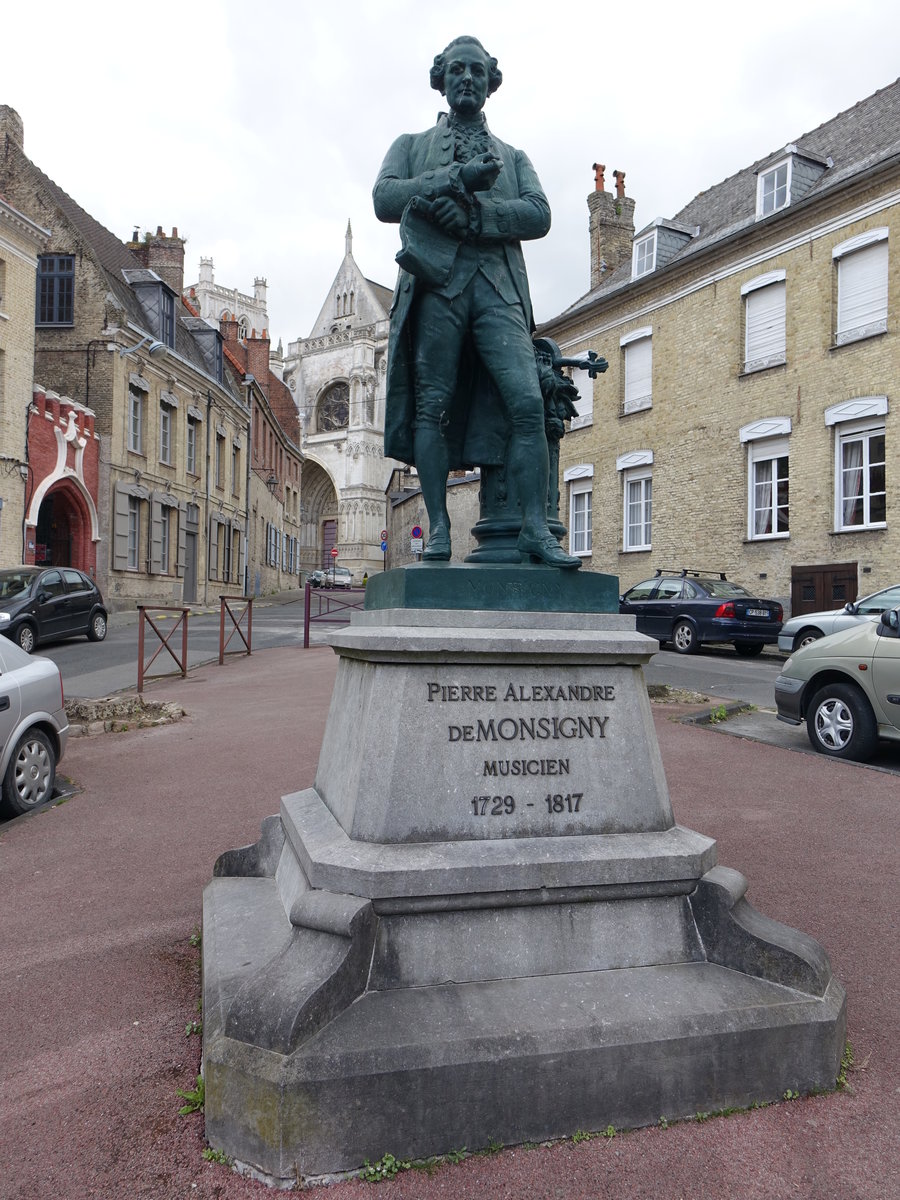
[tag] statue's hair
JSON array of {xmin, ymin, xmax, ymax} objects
[{"xmin": 430, "ymin": 36, "xmax": 502, "ymax": 96}]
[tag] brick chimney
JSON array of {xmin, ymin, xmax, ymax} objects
[
  {"xmin": 0, "ymin": 105, "xmax": 24, "ymax": 151},
  {"xmin": 127, "ymin": 225, "xmax": 185, "ymax": 295},
  {"xmin": 587, "ymin": 163, "xmax": 636, "ymax": 289}
]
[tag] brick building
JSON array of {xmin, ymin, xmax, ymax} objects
[
  {"xmin": 0, "ymin": 105, "xmax": 250, "ymax": 610},
  {"xmin": 0, "ymin": 186, "xmax": 48, "ymax": 564},
  {"xmin": 541, "ymin": 79, "xmax": 900, "ymax": 618},
  {"xmin": 215, "ymin": 313, "xmax": 315, "ymax": 593}
]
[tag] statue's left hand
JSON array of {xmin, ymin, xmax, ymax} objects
[{"xmin": 430, "ymin": 196, "xmax": 469, "ymax": 238}]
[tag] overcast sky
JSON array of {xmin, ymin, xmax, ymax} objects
[{"xmin": 4, "ymin": 0, "xmax": 899, "ymax": 347}]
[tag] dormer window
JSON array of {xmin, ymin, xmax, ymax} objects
[
  {"xmin": 632, "ymin": 233, "xmax": 656, "ymax": 279},
  {"xmin": 757, "ymin": 160, "xmax": 790, "ymax": 218},
  {"xmin": 160, "ymin": 288, "xmax": 175, "ymax": 348}
]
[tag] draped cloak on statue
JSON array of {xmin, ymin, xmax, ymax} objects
[{"xmin": 373, "ymin": 112, "xmax": 551, "ymax": 468}]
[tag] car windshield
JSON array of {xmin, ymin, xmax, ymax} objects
[
  {"xmin": 0, "ymin": 570, "xmax": 37, "ymax": 600},
  {"xmin": 696, "ymin": 578, "xmax": 754, "ymax": 599},
  {"xmin": 858, "ymin": 585, "xmax": 900, "ymax": 613}
]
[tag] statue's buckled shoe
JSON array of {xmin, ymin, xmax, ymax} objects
[
  {"xmin": 423, "ymin": 526, "xmax": 451, "ymax": 561},
  {"xmin": 517, "ymin": 530, "xmax": 581, "ymax": 569}
]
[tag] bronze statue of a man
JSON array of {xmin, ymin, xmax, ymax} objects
[{"xmin": 373, "ymin": 35, "xmax": 579, "ymax": 568}]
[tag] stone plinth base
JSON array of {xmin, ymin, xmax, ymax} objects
[{"xmin": 202, "ymin": 607, "xmax": 845, "ymax": 1184}]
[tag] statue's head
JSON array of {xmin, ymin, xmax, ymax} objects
[{"xmin": 430, "ymin": 36, "xmax": 503, "ymax": 109}]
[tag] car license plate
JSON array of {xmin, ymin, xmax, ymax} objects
[{"xmin": 747, "ymin": 608, "xmax": 769, "ymax": 618}]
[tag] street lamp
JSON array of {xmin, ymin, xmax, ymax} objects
[{"xmin": 266, "ymin": 472, "xmax": 277, "ymax": 494}]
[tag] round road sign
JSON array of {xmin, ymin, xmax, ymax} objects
[
  {"xmin": 381, "ymin": 540, "xmax": 388, "ymax": 552},
  {"xmin": 411, "ymin": 525, "xmax": 423, "ymax": 539},
  {"xmin": 330, "ymin": 547, "xmax": 339, "ymax": 558},
  {"xmin": 381, "ymin": 529, "xmax": 388, "ymax": 540}
]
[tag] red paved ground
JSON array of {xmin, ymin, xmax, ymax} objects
[{"xmin": 0, "ymin": 647, "xmax": 897, "ymax": 1199}]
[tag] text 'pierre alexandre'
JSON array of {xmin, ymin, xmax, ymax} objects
[{"xmin": 426, "ymin": 682, "xmax": 617, "ymax": 703}]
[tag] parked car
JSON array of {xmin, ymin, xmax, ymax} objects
[
  {"xmin": 619, "ymin": 569, "xmax": 783, "ymax": 655},
  {"xmin": 310, "ymin": 565, "xmax": 353, "ymax": 589},
  {"xmin": 777, "ymin": 583, "xmax": 900, "ymax": 653},
  {"xmin": 0, "ymin": 636, "xmax": 68, "ymax": 815},
  {"xmin": 0, "ymin": 566, "xmax": 107, "ymax": 654},
  {"xmin": 775, "ymin": 606, "xmax": 900, "ymax": 760}
]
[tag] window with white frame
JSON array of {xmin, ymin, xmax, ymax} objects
[
  {"xmin": 617, "ymin": 452, "xmax": 653, "ymax": 551},
  {"xmin": 569, "ymin": 368, "xmax": 594, "ymax": 429},
  {"xmin": 740, "ymin": 419, "xmax": 792, "ymax": 539},
  {"xmin": 833, "ymin": 229, "xmax": 888, "ymax": 345},
  {"xmin": 564, "ymin": 464, "xmax": 593, "ymax": 556},
  {"xmin": 128, "ymin": 385, "xmax": 144, "ymax": 454},
  {"xmin": 825, "ymin": 398, "xmax": 888, "ymax": 531},
  {"xmin": 632, "ymin": 232, "xmax": 656, "ymax": 279},
  {"xmin": 127, "ymin": 496, "xmax": 141, "ymax": 569},
  {"xmin": 621, "ymin": 328, "xmax": 652, "ymax": 414},
  {"xmin": 159, "ymin": 506, "xmax": 171, "ymax": 573},
  {"xmin": 742, "ymin": 272, "xmax": 786, "ymax": 372},
  {"xmin": 756, "ymin": 160, "xmax": 790, "ymax": 218},
  {"xmin": 186, "ymin": 417, "xmax": 198, "ymax": 475},
  {"xmin": 159, "ymin": 402, "xmax": 172, "ymax": 464}
]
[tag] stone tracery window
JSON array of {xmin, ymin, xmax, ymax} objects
[{"xmin": 318, "ymin": 382, "xmax": 350, "ymax": 432}]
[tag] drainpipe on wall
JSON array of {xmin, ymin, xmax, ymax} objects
[{"xmin": 204, "ymin": 390, "xmax": 212, "ymax": 607}]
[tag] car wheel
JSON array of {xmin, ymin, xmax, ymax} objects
[
  {"xmin": 793, "ymin": 629, "xmax": 823, "ymax": 652},
  {"xmin": 806, "ymin": 683, "xmax": 878, "ymax": 761},
  {"xmin": 672, "ymin": 620, "xmax": 699, "ymax": 654},
  {"xmin": 734, "ymin": 641, "xmax": 764, "ymax": 657},
  {"xmin": 2, "ymin": 728, "xmax": 56, "ymax": 816},
  {"xmin": 16, "ymin": 623, "xmax": 36, "ymax": 654},
  {"xmin": 87, "ymin": 611, "xmax": 108, "ymax": 642}
]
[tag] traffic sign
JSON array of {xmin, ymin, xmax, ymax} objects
[
  {"xmin": 411, "ymin": 525, "xmax": 423, "ymax": 539},
  {"xmin": 381, "ymin": 529, "xmax": 388, "ymax": 541},
  {"xmin": 330, "ymin": 547, "xmax": 339, "ymax": 558},
  {"xmin": 381, "ymin": 541, "xmax": 388, "ymax": 552}
]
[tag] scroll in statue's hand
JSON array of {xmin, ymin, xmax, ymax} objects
[{"xmin": 461, "ymin": 152, "xmax": 503, "ymax": 192}]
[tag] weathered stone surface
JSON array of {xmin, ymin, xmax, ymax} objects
[{"xmin": 202, "ymin": 606, "xmax": 846, "ymax": 1184}]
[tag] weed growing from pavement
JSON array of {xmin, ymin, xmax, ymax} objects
[
  {"xmin": 202, "ymin": 1147, "xmax": 232, "ymax": 1165},
  {"xmin": 837, "ymin": 1041, "xmax": 854, "ymax": 1090},
  {"xmin": 359, "ymin": 1153, "xmax": 411, "ymax": 1182},
  {"xmin": 176, "ymin": 1074, "xmax": 205, "ymax": 1115},
  {"xmin": 184, "ymin": 1019, "xmax": 202, "ymax": 1037},
  {"xmin": 708, "ymin": 704, "xmax": 729, "ymax": 724},
  {"xmin": 571, "ymin": 1129, "xmax": 593, "ymax": 1144},
  {"xmin": 602, "ymin": 1125, "xmax": 616, "ymax": 1139},
  {"xmin": 188, "ymin": 927, "xmax": 202, "ymax": 948},
  {"xmin": 783, "ymin": 1088, "xmax": 799, "ymax": 1101}
]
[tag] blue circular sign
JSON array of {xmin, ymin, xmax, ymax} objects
[
  {"xmin": 381, "ymin": 540, "xmax": 388, "ymax": 552},
  {"xmin": 411, "ymin": 525, "xmax": 423, "ymax": 539}
]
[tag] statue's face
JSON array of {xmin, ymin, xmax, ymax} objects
[{"xmin": 443, "ymin": 42, "xmax": 490, "ymax": 118}]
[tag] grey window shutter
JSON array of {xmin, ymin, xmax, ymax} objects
[
  {"xmin": 209, "ymin": 517, "xmax": 219, "ymax": 580},
  {"xmin": 113, "ymin": 485, "xmax": 131, "ymax": 570},
  {"xmin": 176, "ymin": 503, "xmax": 187, "ymax": 578},
  {"xmin": 149, "ymin": 497, "xmax": 163, "ymax": 574}
]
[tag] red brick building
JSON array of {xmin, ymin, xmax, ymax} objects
[{"xmin": 25, "ymin": 385, "xmax": 100, "ymax": 574}]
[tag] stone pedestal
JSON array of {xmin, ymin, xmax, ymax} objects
[{"xmin": 202, "ymin": 599, "xmax": 845, "ymax": 1184}]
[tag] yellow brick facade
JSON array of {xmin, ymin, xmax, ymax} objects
[
  {"xmin": 546, "ymin": 153, "xmax": 899, "ymax": 616},
  {"xmin": 0, "ymin": 198, "xmax": 47, "ymax": 564}
]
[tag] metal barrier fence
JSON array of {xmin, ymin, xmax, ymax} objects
[
  {"xmin": 137, "ymin": 605, "xmax": 190, "ymax": 693},
  {"xmin": 303, "ymin": 583, "xmax": 366, "ymax": 647},
  {"xmin": 219, "ymin": 595, "xmax": 252, "ymax": 663}
]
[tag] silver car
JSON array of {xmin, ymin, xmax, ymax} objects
[
  {"xmin": 777, "ymin": 583, "xmax": 900, "ymax": 653},
  {"xmin": 775, "ymin": 606, "xmax": 900, "ymax": 760},
  {"xmin": 0, "ymin": 638, "xmax": 69, "ymax": 816}
]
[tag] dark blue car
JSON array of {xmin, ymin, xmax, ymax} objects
[{"xmin": 620, "ymin": 570, "xmax": 783, "ymax": 656}]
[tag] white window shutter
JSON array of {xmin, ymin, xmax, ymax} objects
[
  {"xmin": 745, "ymin": 282, "xmax": 786, "ymax": 367},
  {"xmin": 113, "ymin": 485, "xmax": 131, "ymax": 570},
  {"xmin": 624, "ymin": 338, "xmax": 652, "ymax": 412},
  {"xmin": 837, "ymin": 242, "xmax": 888, "ymax": 337}
]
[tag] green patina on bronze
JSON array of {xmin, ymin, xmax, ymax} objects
[
  {"xmin": 373, "ymin": 35, "xmax": 608, "ymax": 577},
  {"xmin": 365, "ymin": 564, "xmax": 620, "ymax": 614}
]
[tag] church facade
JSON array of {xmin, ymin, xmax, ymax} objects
[{"xmin": 281, "ymin": 224, "xmax": 396, "ymax": 581}]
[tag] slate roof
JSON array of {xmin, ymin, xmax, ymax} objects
[{"xmin": 555, "ymin": 77, "xmax": 900, "ymax": 322}]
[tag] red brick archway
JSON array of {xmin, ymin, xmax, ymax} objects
[{"xmin": 32, "ymin": 481, "xmax": 96, "ymax": 573}]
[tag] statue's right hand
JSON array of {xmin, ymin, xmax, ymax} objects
[
  {"xmin": 461, "ymin": 152, "xmax": 503, "ymax": 192},
  {"xmin": 430, "ymin": 196, "xmax": 469, "ymax": 237}
]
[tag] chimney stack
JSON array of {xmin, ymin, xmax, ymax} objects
[
  {"xmin": 0, "ymin": 105, "xmax": 24, "ymax": 151},
  {"xmin": 127, "ymin": 225, "xmax": 186, "ymax": 295},
  {"xmin": 587, "ymin": 163, "xmax": 636, "ymax": 289}
]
